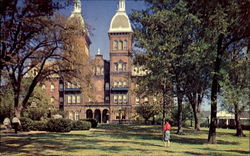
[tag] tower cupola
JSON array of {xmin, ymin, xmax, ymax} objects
[{"xmin": 109, "ymin": 0, "xmax": 133, "ymax": 33}]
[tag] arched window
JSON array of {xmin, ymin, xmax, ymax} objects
[
  {"xmin": 51, "ymin": 97, "xmax": 55, "ymax": 103},
  {"xmin": 123, "ymin": 95, "xmax": 127, "ymax": 103},
  {"xmin": 118, "ymin": 63, "xmax": 122, "ymax": 71},
  {"xmin": 123, "ymin": 40, "xmax": 128, "ymax": 50},
  {"xmin": 96, "ymin": 66, "xmax": 100, "ymax": 75},
  {"xmin": 114, "ymin": 81, "xmax": 118, "ymax": 87},
  {"xmin": 123, "ymin": 81, "xmax": 127, "ymax": 87},
  {"xmin": 118, "ymin": 95, "xmax": 122, "ymax": 103},
  {"xmin": 136, "ymin": 97, "xmax": 140, "ymax": 104},
  {"xmin": 50, "ymin": 84, "xmax": 55, "ymax": 92},
  {"xmin": 114, "ymin": 95, "xmax": 118, "ymax": 103},
  {"xmin": 68, "ymin": 95, "xmax": 72, "ymax": 104},
  {"xmin": 113, "ymin": 40, "xmax": 118, "ymax": 50},
  {"xmin": 75, "ymin": 112, "xmax": 80, "ymax": 120},
  {"xmin": 41, "ymin": 84, "xmax": 46, "ymax": 90},
  {"xmin": 76, "ymin": 95, "xmax": 81, "ymax": 103},
  {"xmin": 72, "ymin": 96, "xmax": 76, "ymax": 103},
  {"xmin": 122, "ymin": 63, "xmax": 126, "ymax": 71},
  {"xmin": 115, "ymin": 63, "xmax": 118, "ymax": 71},
  {"xmin": 118, "ymin": 40, "xmax": 123, "ymax": 50},
  {"xmin": 118, "ymin": 81, "xmax": 122, "ymax": 87},
  {"xmin": 144, "ymin": 97, "xmax": 149, "ymax": 103}
]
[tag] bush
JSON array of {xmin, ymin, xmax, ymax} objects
[
  {"xmin": 72, "ymin": 120, "xmax": 91, "ymax": 130},
  {"xmin": 19, "ymin": 117, "xmax": 33, "ymax": 131},
  {"xmin": 32, "ymin": 120, "xmax": 47, "ymax": 131},
  {"xmin": 81, "ymin": 118, "xmax": 98, "ymax": 128},
  {"xmin": 47, "ymin": 118, "xmax": 72, "ymax": 132}
]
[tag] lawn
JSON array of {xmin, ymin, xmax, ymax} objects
[{"xmin": 0, "ymin": 124, "xmax": 249, "ymax": 156}]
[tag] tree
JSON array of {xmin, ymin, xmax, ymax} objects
[
  {"xmin": 136, "ymin": 102, "xmax": 159, "ymax": 124},
  {"xmin": 131, "ymin": 0, "xmax": 210, "ymax": 134},
  {"xmin": 0, "ymin": 0, "xmax": 91, "ymax": 116},
  {"xmin": 186, "ymin": 0, "xmax": 250, "ymax": 143},
  {"xmin": 0, "ymin": 89, "xmax": 14, "ymax": 122},
  {"xmin": 220, "ymin": 43, "xmax": 249, "ymax": 137},
  {"xmin": 22, "ymin": 86, "xmax": 53, "ymax": 120}
]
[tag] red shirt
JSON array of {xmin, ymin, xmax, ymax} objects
[{"xmin": 164, "ymin": 123, "xmax": 171, "ymax": 132}]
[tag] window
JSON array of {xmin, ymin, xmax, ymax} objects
[
  {"xmin": 72, "ymin": 96, "xmax": 76, "ymax": 103},
  {"xmin": 118, "ymin": 63, "xmax": 122, "ymax": 71},
  {"xmin": 96, "ymin": 66, "xmax": 100, "ymax": 75},
  {"xmin": 118, "ymin": 95, "xmax": 122, "ymax": 103},
  {"xmin": 115, "ymin": 63, "xmax": 118, "ymax": 71},
  {"xmin": 114, "ymin": 81, "xmax": 118, "ymax": 87},
  {"xmin": 68, "ymin": 95, "xmax": 72, "ymax": 104},
  {"xmin": 118, "ymin": 40, "xmax": 123, "ymax": 50},
  {"xmin": 114, "ymin": 95, "xmax": 118, "ymax": 103},
  {"xmin": 136, "ymin": 97, "xmax": 140, "ymax": 104},
  {"xmin": 122, "ymin": 63, "xmax": 126, "ymax": 71},
  {"xmin": 41, "ymin": 84, "xmax": 46, "ymax": 90},
  {"xmin": 101, "ymin": 67, "xmax": 104, "ymax": 75},
  {"xmin": 144, "ymin": 97, "xmax": 149, "ymax": 103},
  {"xmin": 123, "ymin": 40, "xmax": 127, "ymax": 50},
  {"xmin": 105, "ymin": 83, "xmax": 109, "ymax": 90},
  {"xmin": 153, "ymin": 97, "xmax": 157, "ymax": 102},
  {"xmin": 69, "ymin": 112, "xmax": 73, "ymax": 120},
  {"xmin": 60, "ymin": 97, "xmax": 63, "ymax": 102},
  {"xmin": 75, "ymin": 112, "xmax": 80, "ymax": 120},
  {"xmin": 113, "ymin": 40, "xmax": 118, "ymax": 50},
  {"xmin": 50, "ymin": 84, "xmax": 55, "ymax": 92},
  {"xmin": 105, "ymin": 96, "xmax": 110, "ymax": 101},
  {"xmin": 51, "ymin": 97, "xmax": 55, "ymax": 103},
  {"xmin": 59, "ymin": 84, "xmax": 63, "ymax": 89},
  {"xmin": 118, "ymin": 81, "xmax": 122, "ymax": 87},
  {"xmin": 123, "ymin": 81, "xmax": 127, "ymax": 87},
  {"xmin": 67, "ymin": 82, "xmax": 71, "ymax": 88},
  {"xmin": 123, "ymin": 95, "xmax": 127, "ymax": 103},
  {"xmin": 77, "ymin": 95, "xmax": 81, "ymax": 103}
]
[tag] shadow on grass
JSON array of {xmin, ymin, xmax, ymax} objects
[
  {"xmin": 200, "ymin": 147, "xmax": 250, "ymax": 155},
  {"xmin": 172, "ymin": 135, "xmax": 239, "ymax": 145}
]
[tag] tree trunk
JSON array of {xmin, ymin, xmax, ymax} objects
[
  {"xmin": 176, "ymin": 92, "xmax": 183, "ymax": 134},
  {"xmin": 189, "ymin": 95, "xmax": 201, "ymax": 131},
  {"xmin": 208, "ymin": 34, "xmax": 224, "ymax": 144},
  {"xmin": 234, "ymin": 104, "xmax": 245, "ymax": 137}
]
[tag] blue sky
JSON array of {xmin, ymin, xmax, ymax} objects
[{"xmin": 63, "ymin": 0, "xmax": 147, "ymax": 60}]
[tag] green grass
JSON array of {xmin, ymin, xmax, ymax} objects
[{"xmin": 0, "ymin": 124, "xmax": 249, "ymax": 156}]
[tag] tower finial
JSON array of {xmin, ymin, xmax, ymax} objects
[
  {"xmin": 117, "ymin": 0, "xmax": 125, "ymax": 12},
  {"xmin": 97, "ymin": 48, "xmax": 101, "ymax": 55},
  {"xmin": 74, "ymin": 0, "xmax": 81, "ymax": 13}
]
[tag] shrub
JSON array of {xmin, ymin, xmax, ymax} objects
[
  {"xmin": 72, "ymin": 120, "xmax": 91, "ymax": 130},
  {"xmin": 19, "ymin": 117, "xmax": 33, "ymax": 131},
  {"xmin": 81, "ymin": 118, "xmax": 98, "ymax": 128},
  {"xmin": 47, "ymin": 118, "xmax": 72, "ymax": 132},
  {"xmin": 32, "ymin": 120, "xmax": 48, "ymax": 131}
]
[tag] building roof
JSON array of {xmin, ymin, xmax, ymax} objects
[{"xmin": 109, "ymin": 0, "xmax": 133, "ymax": 33}]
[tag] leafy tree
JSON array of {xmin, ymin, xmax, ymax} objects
[
  {"xmin": 186, "ymin": 0, "xmax": 250, "ymax": 143},
  {"xmin": 22, "ymin": 86, "xmax": 53, "ymax": 120},
  {"xmin": 220, "ymin": 45, "xmax": 249, "ymax": 137},
  {"xmin": 136, "ymin": 102, "xmax": 160, "ymax": 124},
  {"xmin": 0, "ymin": 89, "xmax": 14, "ymax": 122},
  {"xmin": 0, "ymin": 0, "xmax": 91, "ymax": 116},
  {"xmin": 131, "ymin": 0, "xmax": 211, "ymax": 134}
]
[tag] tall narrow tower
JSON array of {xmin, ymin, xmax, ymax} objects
[{"xmin": 108, "ymin": 0, "xmax": 133, "ymax": 123}]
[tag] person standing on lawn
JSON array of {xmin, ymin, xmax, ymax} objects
[
  {"xmin": 12, "ymin": 116, "xmax": 21, "ymax": 134},
  {"xmin": 163, "ymin": 120, "xmax": 171, "ymax": 147}
]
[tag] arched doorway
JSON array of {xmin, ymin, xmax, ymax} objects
[
  {"xmin": 94, "ymin": 109, "xmax": 101, "ymax": 123},
  {"xmin": 102, "ymin": 109, "xmax": 109, "ymax": 123},
  {"xmin": 86, "ymin": 109, "xmax": 93, "ymax": 119}
]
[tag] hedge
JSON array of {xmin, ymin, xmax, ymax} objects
[
  {"xmin": 81, "ymin": 118, "xmax": 98, "ymax": 128},
  {"xmin": 19, "ymin": 117, "xmax": 33, "ymax": 131},
  {"xmin": 72, "ymin": 120, "xmax": 91, "ymax": 130},
  {"xmin": 47, "ymin": 118, "xmax": 72, "ymax": 132},
  {"xmin": 32, "ymin": 120, "xmax": 48, "ymax": 131}
]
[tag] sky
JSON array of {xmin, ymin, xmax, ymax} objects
[{"xmin": 63, "ymin": 0, "xmax": 147, "ymax": 60}]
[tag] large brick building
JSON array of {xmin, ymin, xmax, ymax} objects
[{"xmin": 43, "ymin": 0, "xmax": 148, "ymax": 123}]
